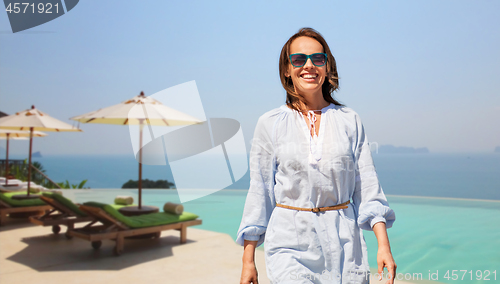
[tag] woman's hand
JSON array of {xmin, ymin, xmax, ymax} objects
[
  {"xmin": 373, "ymin": 222, "xmax": 397, "ymax": 284},
  {"xmin": 377, "ymin": 246, "xmax": 397, "ymax": 284},
  {"xmin": 241, "ymin": 240, "xmax": 259, "ymax": 284},
  {"xmin": 240, "ymin": 261, "xmax": 259, "ymax": 284}
]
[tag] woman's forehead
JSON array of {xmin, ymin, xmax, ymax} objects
[{"xmin": 290, "ymin": 37, "xmax": 324, "ymax": 54}]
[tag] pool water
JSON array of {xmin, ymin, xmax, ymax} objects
[
  {"xmin": 66, "ymin": 189, "xmax": 500, "ymax": 284},
  {"xmin": 364, "ymin": 196, "xmax": 500, "ymax": 284}
]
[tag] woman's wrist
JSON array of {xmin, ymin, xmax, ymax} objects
[
  {"xmin": 378, "ymin": 244, "xmax": 392, "ymax": 252},
  {"xmin": 372, "ymin": 222, "xmax": 391, "ymax": 250},
  {"xmin": 242, "ymin": 252, "xmax": 255, "ymax": 264},
  {"xmin": 242, "ymin": 258, "xmax": 255, "ymax": 266},
  {"xmin": 243, "ymin": 240, "xmax": 257, "ymax": 264}
]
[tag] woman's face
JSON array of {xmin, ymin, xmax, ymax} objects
[{"xmin": 285, "ymin": 36, "xmax": 326, "ymax": 98}]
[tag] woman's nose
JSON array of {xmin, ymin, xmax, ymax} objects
[{"xmin": 303, "ymin": 58, "xmax": 315, "ymax": 68}]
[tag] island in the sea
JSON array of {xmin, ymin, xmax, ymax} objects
[
  {"xmin": 32, "ymin": 151, "xmax": 42, "ymax": 158},
  {"xmin": 374, "ymin": 144, "xmax": 430, "ymax": 154},
  {"xmin": 122, "ymin": 179, "xmax": 176, "ymax": 189}
]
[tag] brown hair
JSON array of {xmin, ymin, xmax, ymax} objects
[{"xmin": 279, "ymin": 27, "xmax": 342, "ymax": 112}]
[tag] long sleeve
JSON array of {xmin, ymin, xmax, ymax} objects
[
  {"xmin": 351, "ymin": 112, "xmax": 396, "ymax": 231},
  {"xmin": 235, "ymin": 114, "xmax": 277, "ymax": 247}
]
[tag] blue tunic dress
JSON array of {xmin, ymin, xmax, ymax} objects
[{"xmin": 236, "ymin": 104, "xmax": 396, "ymax": 284}]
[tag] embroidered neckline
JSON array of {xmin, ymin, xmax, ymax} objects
[{"xmin": 305, "ymin": 110, "xmax": 318, "ymax": 139}]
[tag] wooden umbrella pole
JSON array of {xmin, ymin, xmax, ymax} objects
[
  {"xmin": 139, "ymin": 121, "xmax": 143, "ymax": 209},
  {"xmin": 27, "ymin": 127, "xmax": 33, "ymax": 196},
  {"xmin": 5, "ymin": 133, "xmax": 9, "ymax": 185}
]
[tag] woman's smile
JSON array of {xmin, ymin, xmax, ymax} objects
[
  {"xmin": 287, "ymin": 36, "xmax": 326, "ymax": 98},
  {"xmin": 300, "ymin": 72, "xmax": 319, "ymax": 82}
]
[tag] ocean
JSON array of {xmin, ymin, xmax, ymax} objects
[{"xmin": 10, "ymin": 152, "xmax": 500, "ymax": 201}]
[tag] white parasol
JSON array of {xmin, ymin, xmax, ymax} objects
[
  {"xmin": 71, "ymin": 92, "xmax": 202, "ymax": 209},
  {"xmin": 0, "ymin": 106, "xmax": 81, "ymax": 197},
  {"xmin": 0, "ymin": 129, "xmax": 47, "ymax": 185}
]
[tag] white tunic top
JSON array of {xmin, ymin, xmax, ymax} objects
[{"xmin": 236, "ymin": 104, "xmax": 396, "ymax": 284}]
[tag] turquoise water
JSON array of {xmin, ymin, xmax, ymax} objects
[
  {"xmin": 6, "ymin": 152, "xmax": 500, "ymax": 283},
  {"xmin": 66, "ymin": 189, "xmax": 500, "ymax": 284},
  {"xmin": 364, "ymin": 196, "xmax": 500, "ymax": 284},
  {"xmin": 5, "ymin": 153, "xmax": 500, "ymax": 200}
]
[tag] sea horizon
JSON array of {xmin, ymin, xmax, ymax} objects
[{"xmin": 1, "ymin": 152, "xmax": 499, "ymax": 200}]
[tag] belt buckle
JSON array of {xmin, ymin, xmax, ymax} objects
[{"xmin": 312, "ymin": 207, "xmax": 320, "ymax": 213}]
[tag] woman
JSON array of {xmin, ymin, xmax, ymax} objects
[{"xmin": 237, "ymin": 28, "xmax": 396, "ymax": 284}]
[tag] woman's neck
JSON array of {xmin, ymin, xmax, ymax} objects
[{"xmin": 300, "ymin": 94, "xmax": 330, "ymax": 112}]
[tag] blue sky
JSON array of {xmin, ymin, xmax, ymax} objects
[{"xmin": 1, "ymin": 0, "xmax": 499, "ymax": 156}]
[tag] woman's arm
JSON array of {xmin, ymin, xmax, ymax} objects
[
  {"xmin": 237, "ymin": 113, "xmax": 280, "ymax": 283},
  {"xmin": 241, "ymin": 240, "xmax": 259, "ymax": 284},
  {"xmin": 235, "ymin": 113, "xmax": 277, "ymax": 247},
  {"xmin": 373, "ymin": 222, "xmax": 397, "ymax": 284}
]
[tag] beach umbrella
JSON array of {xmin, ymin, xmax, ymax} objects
[
  {"xmin": 0, "ymin": 129, "xmax": 47, "ymax": 185},
  {"xmin": 0, "ymin": 106, "xmax": 82, "ymax": 198},
  {"xmin": 71, "ymin": 91, "xmax": 202, "ymax": 210}
]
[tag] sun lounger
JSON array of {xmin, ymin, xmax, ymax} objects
[
  {"xmin": 0, "ymin": 180, "xmax": 46, "ymax": 193},
  {"xmin": 0, "ymin": 179, "xmax": 25, "ymax": 192},
  {"xmin": 0, "ymin": 192, "xmax": 51, "ymax": 226},
  {"xmin": 68, "ymin": 202, "xmax": 202, "ymax": 255},
  {"xmin": 29, "ymin": 192, "xmax": 94, "ymax": 237}
]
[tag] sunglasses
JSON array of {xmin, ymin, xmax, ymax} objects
[{"xmin": 289, "ymin": 53, "xmax": 327, "ymax": 67}]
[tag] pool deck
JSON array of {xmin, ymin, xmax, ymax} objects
[{"xmin": 1, "ymin": 217, "xmax": 417, "ymax": 284}]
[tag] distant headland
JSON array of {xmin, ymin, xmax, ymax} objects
[
  {"xmin": 32, "ymin": 151, "xmax": 42, "ymax": 158},
  {"xmin": 373, "ymin": 144, "xmax": 430, "ymax": 154}
]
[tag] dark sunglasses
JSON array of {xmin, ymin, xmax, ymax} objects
[{"xmin": 289, "ymin": 53, "xmax": 327, "ymax": 67}]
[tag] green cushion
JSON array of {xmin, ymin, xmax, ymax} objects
[
  {"xmin": 0, "ymin": 192, "xmax": 46, "ymax": 207},
  {"xmin": 42, "ymin": 192, "xmax": 87, "ymax": 217},
  {"xmin": 82, "ymin": 201, "xmax": 134, "ymax": 209},
  {"xmin": 83, "ymin": 201, "xmax": 108, "ymax": 209},
  {"xmin": 109, "ymin": 204, "xmax": 132, "ymax": 210},
  {"xmin": 83, "ymin": 202, "xmax": 199, "ymax": 228}
]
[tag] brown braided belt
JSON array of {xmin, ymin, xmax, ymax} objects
[{"xmin": 275, "ymin": 200, "xmax": 350, "ymax": 213}]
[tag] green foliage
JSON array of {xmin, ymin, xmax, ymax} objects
[
  {"xmin": 77, "ymin": 179, "xmax": 88, "ymax": 189},
  {"xmin": 32, "ymin": 161, "xmax": 45, "ymax": 173},
  {"xmin": 10, "ymin": 159, "xmax": 28, "ymax": 181},
  {"xmin": 56, "ymin": 179, "xmax": 89, "ymax": 189},
  {"xmin": 7, "ymin": 159, "xmax": 47, "ymax": 184},
  {"xmin": 2, "ymin": 159, "xmax": 89, "ymax": 189},
  {"xmin": 122, "ymin": 179, "xmax": 176, "ymax": 189}
]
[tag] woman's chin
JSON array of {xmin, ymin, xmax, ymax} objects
[{"xmin": 297, "ymin": 85, "xmax": 322, "ymax": 96}]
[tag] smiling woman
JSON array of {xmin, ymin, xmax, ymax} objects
[
  {"xmin": 279, "ymin": 28, "xmax": 342, "ymax": 114},
  {"xmin": 237, "ymin": 27, "xmax": 397, "ymax": 284}
]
